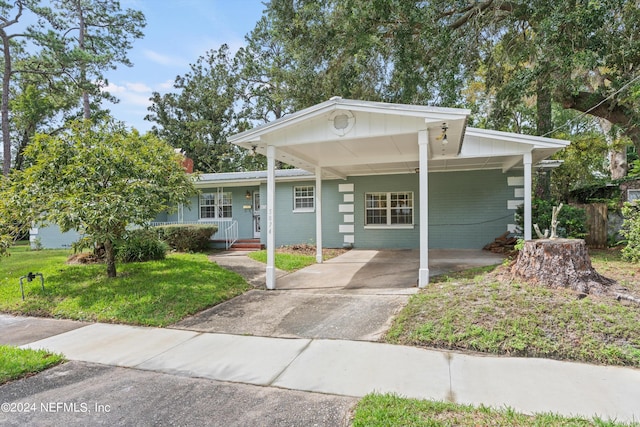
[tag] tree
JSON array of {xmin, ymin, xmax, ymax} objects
[
  {"xmin": 0, "ymin": 0, "xmax": 146, "ymax": 176},
  {"xmin": 146, "ymin": 45, "xmax": 246, "ymax": 173},
  {"xmin": 261, "ymin": 0, "xmax": 640, "ymax": 149},
  {"xmin": 0, "ymin": 0, "xmax": 28, "ymax": 176},
  {"xmin": 0, "ymin": 175, "xmax": 18, "ymax": 258},
  {"xmin": 6, "ymin": 118, "xmax": 196, "ymax": 277},
  {"xmin": 35, "ymin": 0, "xmax": 146, "ymax": 119}
]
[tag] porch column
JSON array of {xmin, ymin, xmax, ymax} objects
[
  {"xmin": 523, "ymin": 151, "xmax": 533, "ymax": 241},
  {"xmin": 315, "ymin": 166, "xmax": 323, "ymax": 263},
  {"xmin": 418, "ymin": 129, "xmax": 429, "ymax": 288},
  {"xmin": 266, "ymin": 145, "xmax": 276, "ymax": 290}
]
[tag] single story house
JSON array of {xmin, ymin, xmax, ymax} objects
[{"xmin": 33, "ymin": 98, "xmax": 569, "ymax": 289}]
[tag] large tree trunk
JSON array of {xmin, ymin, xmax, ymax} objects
[
  {"xmin": 104, "ymin": 239, "xmax": 117, "ymax": 278},
  {"xmin": 1, "ymin": 30, "xmax": 13, "ymax": 176},
  {"xmin": 536, "ymin": 77, "xmax": 552, "ymax": 136},
  {"xmin": 511, "ymin": 239, "xmax": 615, "ymax": 296},
  {"xmin": 599, "ymin": 118, "xmax": 627, "ymax": 180}
]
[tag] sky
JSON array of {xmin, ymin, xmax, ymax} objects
[{"xmin": 104, "ymin": 0, "xmax": 267, "ymax": 132}]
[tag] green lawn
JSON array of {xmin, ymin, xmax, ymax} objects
[
  {"xmin": 0, "ymin": 246, "xmax": 249, "ymax": 326},
  {"xmin": 352, "ymin": 393, "xmax": 636, "ymax": 427},
  {"xmin": 0, "ymin": 345, "xmax": 64, "ymax": 385},
  {"xmin": 386, "ymin": 250, "xmax": 640, "ymax": 367},
  {"xmin": 247, "ymin": 250, "xmax": 317, "ymax": 271}
]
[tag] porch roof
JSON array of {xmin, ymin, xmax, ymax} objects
[
  {"xmin": 195, "ymin": 169, "xmax": 313, "ymax": 188},
  {"xmin": 228, "ymin": 98, "xmax": 570, "ymax": 178}
]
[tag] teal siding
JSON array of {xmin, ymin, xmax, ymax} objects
[
  {"xmin": 37, "ymin": 170, "xmax": 517, "ymax": 250},
  {"xmin": 428, "ymin": 170, "xmax": 515, "ymax": 248},
  {"xmin": 261, "ymin": 170, "xmax": 516, "ymax": 250},
  {"xmin": 31, "ymin": 224, "xmax": 81, "ymax": 249},
  {"xmin": 260, "ymin": 180, "xmax": 346, "ymax": 248}
]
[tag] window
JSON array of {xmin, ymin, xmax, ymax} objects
[
  {"xmin": 365, "ymin": 192, "xmax": 413, "ymax": 226},
  {"xmin": 200, "ymin": 191, "xmax": 232, "ymax": 219},
  {"xmin": 629, "ymin": 189, "xmax": 640, "ymax": 202},
  {"xmin": 294, "ymin": 186, "xmax": 315, "ymax": 212}
]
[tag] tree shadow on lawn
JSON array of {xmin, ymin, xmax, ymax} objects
[{"xmin": 15, "ymin": 255, "xmax": 249, "ymax": 327}]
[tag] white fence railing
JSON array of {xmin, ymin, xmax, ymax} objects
[
  {"xmin": 149, "ymin": 219, "xmax": 233, "ymax": 241},
  {"xmin": 224, "ymin": 220, "xmax": 239, "ymax": 249}
]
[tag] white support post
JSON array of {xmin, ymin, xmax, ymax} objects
[
  {"xmin": 266, "ymin": 145, "xmax": 276, "ymax": 290},
  {"xmin": 418, "ymin": 129, "xmax": 429, "ymax": 288},
  {"xmin": 523, "ymin": 151, "xmax": 533, "ymax": 241},
  {"xmin": 315, "ymin": 166, "xmax": 323, "ymax": 264}
]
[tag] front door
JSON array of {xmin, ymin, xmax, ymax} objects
[{"xmin": 252, "ymin": 191, "xmax": 261, "ymax": 238}]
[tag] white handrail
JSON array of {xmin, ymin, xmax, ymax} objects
[
  {"xmin": 149, "ymin": 220, "xmax": 232, "ymax": 241},
  {"xmin": 224, "ymin": 220, "xmax": 239, "ymax": 249}
]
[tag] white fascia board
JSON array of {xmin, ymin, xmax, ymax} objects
[
  {"xmin": 335, "ymin": 98, "xmax": 471, "ymax": 118},
  {"xmin": 194, "ymin": 180, "xmax": 262, "ymax": 188},
  {"xmin": 465, "ymin": 127, "xmax": 570, "ymax": 148},
  {"xmin": 195, "ymin": 174, "xmax": 327, "ymax": 188},
  {"xmin": 229, "ymin": 98, "xmax": 471, "ymax": 145}
]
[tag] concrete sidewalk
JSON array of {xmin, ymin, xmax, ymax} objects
[{"xmin": 14, "ymin": 320, "xmax": 640, "ymax": 424}]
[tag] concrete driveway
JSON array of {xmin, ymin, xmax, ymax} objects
[{"xmin": 172, "ymin": 249, "xmax": 504, "ymax": 341}]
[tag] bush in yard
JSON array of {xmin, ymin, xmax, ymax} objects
[
  {"xmin": 516, "ymin": 198, "xmax": 587, "ymax": 239},
  {"xmin": 156, "ymin": 225, "xmax": 218, "ymax": 252},
  {"xmin": 116, "ymin": 229, "xmax": 168, "ymax": 263},
  {"xmin": 621, "ymin": 202, "xmax": 640, "ymax": 262}
]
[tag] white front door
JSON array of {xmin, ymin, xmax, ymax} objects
[{"xmin": 252, "ymin": 191, "xmax": 261, "ymax": 238}]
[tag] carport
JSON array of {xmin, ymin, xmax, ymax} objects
[{"xmin": 229, "ymin": 98, "xmax": 569, "ymax": 289}]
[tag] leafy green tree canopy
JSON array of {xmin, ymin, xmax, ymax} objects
[
  {"xmin": 146, "ymin": 45, "xmax": 248, "ymax": 173},
  {"xmin": 1, "ymin": 0, "xmax": 146, "ymax": 176},
  {"xmin": 6, "ymin": 118, "xmax": 196, "ymax": 276}
]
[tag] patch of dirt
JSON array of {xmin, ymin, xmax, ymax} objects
[{"xmin": 66, "ymin": 252, "xmax": 103, "ymax": 264}]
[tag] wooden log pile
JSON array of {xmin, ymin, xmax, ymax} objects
[{"xmin": 483, "ymin": 231, "xmax": 518, "ymax": 254}]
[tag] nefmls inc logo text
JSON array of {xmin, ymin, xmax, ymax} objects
[{"xmin": 41, "ymin": 402, "xmax": 89, "ymax": 413}]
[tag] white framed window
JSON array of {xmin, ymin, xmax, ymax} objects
[
  {"xmin": 200, "ymin": 191, "xmax": 232, "ymax": 219},
  {"xmin": 365, "ymin": 192, "xmax": 413, "ymax": 227},
  {"xmin": 628, "ymin": 189, "xmax": 640, "ymax": 202},
  {"xmin": 293, "ymin": 185, "xmax": 315, "ymax": 212}
]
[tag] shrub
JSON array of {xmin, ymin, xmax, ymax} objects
[
  {"xmin": 116, "ymin": 229, "xmax": 167, "ymax": 263},
  {"xmin": 155, "ymin": 225, "xmax": 217, "ymax": 252},
  {"xmin": 516, "ymin": 199, "xmax": 587, "ymax": 239},
  {"xmin": 621, "ymin": 202, "xmax": 640, "ymax": 262}
]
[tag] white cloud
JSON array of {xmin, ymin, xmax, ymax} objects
[
  {"xmin": 102, "ymin": 82, "xmax": 126, "ymax": 94},
  {"xmin": 158, "ymin": 79, "xmax": 174, "ymax": 90},
  {"xmin": 143, "ymin": 49, "xmax": 185, "ymax": 67},
  {"xmin": 126, "ymin": 82, "xmax": 152, "ymax": 93},
  {"xmin": 121, "ymin": 91, "xmax": 153, "ymax": 107},
  {"xmin": 102, "ymin": 81, "xmax": 151, "ymax": 107}
]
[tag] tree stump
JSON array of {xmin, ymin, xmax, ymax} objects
[{"xmin": 510, "ymin": 239, "xmax": 615, "ymax": 296}]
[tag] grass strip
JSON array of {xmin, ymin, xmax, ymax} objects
[
  {"xmin": 0, "ymin": 345, "xmax": 64, "ymax": 385},
  {"xmin": 352, "ymin": 393, "xmax": 637, "ymax": 427},
  {"xmin": 248, "ymin": 250, "xmax": 316, "ymax": 271}
]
